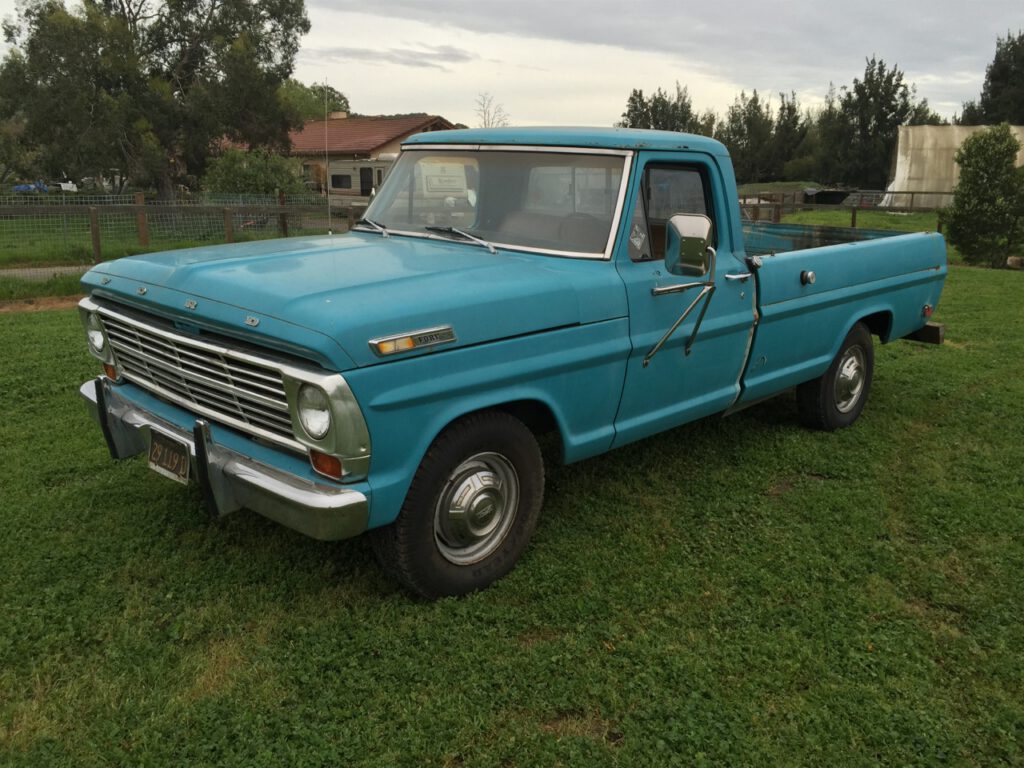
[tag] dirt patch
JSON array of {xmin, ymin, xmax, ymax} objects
[
  {"xmin": 541, "ymin": 710, "xmax": 622, "ymax": 744},
  {"xmin": 0, "ymin": 295, "xmax": 83, "ymax": 314}
]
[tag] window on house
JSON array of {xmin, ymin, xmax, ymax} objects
[{"xmin": 331, "ymin": 174, "xmax": 353, "ymax": 189}]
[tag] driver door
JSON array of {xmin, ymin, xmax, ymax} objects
[{"xmin": 612, "ymin": 151, "xmax": 757, "ymax": 447}]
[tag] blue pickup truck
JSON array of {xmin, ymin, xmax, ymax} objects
[{"xmin": 78, "ymin": 127, "xmax": 947, "ymax": 597}]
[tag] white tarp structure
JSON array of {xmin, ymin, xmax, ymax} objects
[{"xmin": 881, "ymin": 125, "xmax": 1024, "ymax": 208}]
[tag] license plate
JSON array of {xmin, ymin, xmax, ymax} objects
[{"xmin": 148, "ymin": 430, "xmax": 191, "ymax": 485}]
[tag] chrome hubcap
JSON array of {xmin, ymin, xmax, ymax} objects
[
  {"xmin": 834, "ymin": 345, "xmax": 866, "ymax": 413},
  {"xmin": 434, "ymin": 452, "xmax": 519, "ymax": 565}
]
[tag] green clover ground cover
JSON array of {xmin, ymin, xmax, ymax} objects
[{"xmin": 1, "ymin": 266, "xmax": 1022, "ymax": 766}]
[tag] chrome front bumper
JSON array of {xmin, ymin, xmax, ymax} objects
[{"xmin": 79, "ymin": 377, "xmax": 369, "ymax": 541}]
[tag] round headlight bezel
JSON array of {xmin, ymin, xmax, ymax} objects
[
  {"xmin": 297, "ymin": 383, "xmax": 332, "ymax": 440},
  {"xmin": 86, "ymin": 313, "xmax": 107, "ymax": 356}
]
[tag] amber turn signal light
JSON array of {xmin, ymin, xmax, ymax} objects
[
  {"xmin": 310, "ymin": 450, "xmax": 342, "ymax": 480},
  {"xmin": 103, "ymin": 363, "xmax": 118, "ymax": 380}
]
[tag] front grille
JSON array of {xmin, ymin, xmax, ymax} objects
[{"xmin": 100, "ymin": 308, "xmax": 300, "ymax": 449}]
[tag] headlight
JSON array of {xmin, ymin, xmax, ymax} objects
[
  {"xmin": 86, "ymin": 313, "xmax": 106, "ymax": 355},
  {"xmin": 297, "ymin": 384, "xmax": 332, "ymax": 439}
]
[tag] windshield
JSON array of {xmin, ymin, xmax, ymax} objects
[{"xmin": 361, "ymin": 149, "xmax": 628, "ymax": 256}]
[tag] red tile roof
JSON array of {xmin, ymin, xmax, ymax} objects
[{"xmin": 289, "ymin": 114, "xmax": 454, "ymax": 155}]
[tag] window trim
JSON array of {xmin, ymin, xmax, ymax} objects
[
  {"xmin": 361, "ymin": 146, "xmax": 635, "ymax": 260},
  {"xmin": 629, "ymin": 161, "xmax": 717, "ymax": 264}
]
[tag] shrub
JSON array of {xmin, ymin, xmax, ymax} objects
[
  {"xmin": 201, "ymin": 149, "xmax": 304, "ymax": 196},
  {"xmin": 942, "ymin": 124, "xmax": 1024, "ymax": 268}
]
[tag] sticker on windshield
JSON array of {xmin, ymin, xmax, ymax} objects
[{"xmin": 629, "ymin": 223, "xmax": 647, "ymax": 250}]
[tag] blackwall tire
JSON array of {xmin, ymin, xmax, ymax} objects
[
  {"xmin": 370, "ymin": 411, "xmax": 544, "ymax": 599},
  {"xmin": 797, "ymin": 322, "xmax": 874, "ymax": 431}
]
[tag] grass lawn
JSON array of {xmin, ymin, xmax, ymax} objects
[
  {"xmin": 780, "ymin": 209, "xmax": 963, "ymax": 264},
  {"xmin": 1, "ymin": 266, "xmax": 1023, "ymax": 765},
  {"xmin": 782, "ymin": 208, "xmax": 941, "ymax": 233}
]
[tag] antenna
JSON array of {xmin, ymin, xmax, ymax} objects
[{"xmin": 324, "ymin": 81, "xmax": 331, "ymax": 235}]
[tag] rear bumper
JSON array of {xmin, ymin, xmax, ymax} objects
[{"xmin": 79, "ymin": 377, "xmax": 369, "ymax": 541}]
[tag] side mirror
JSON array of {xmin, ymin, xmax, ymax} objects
[{"xmin": 665, "ymin": 213, "xmax": 715, "ymax": 278}]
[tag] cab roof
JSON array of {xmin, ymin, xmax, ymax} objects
[{"xmin": 403, "ymin": 126, "xmax": 728, "ymax": 156}]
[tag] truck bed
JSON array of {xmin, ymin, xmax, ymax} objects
[{"xmin": 743, "ymin": 221, "xmax": 906, "ymax": 257}]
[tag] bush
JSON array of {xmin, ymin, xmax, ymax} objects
[
  {"xmin": 201, "ymin": 149, "xmax": 305, "ymax": 196},
  {"xmin": 942, "ymin": 124, "xmax": 1024, "ymax": 268}
]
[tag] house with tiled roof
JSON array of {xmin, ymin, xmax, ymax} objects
[{"xmin": 290, "ymin": 112, "xmax": 455, "ymax": 197}]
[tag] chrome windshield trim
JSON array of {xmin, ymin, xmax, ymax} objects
[
  {"xmin": 400, "ymin": 143, "xmax": 633, "ymax": 157},
  {"xmin": 361, "ymin": 149, "xmax": 634, "ymax": 261},
  {"xmin": 354, "ymin": 228, "xmax": 611, "ymax": 261}
]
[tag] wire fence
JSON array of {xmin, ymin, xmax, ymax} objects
[
  {"xmin": 0, "ymin": 193, "xmax": 365, "ymax": 282},
  {"xmin": 1, "ymin": 187, "xmax": 946, "ymax": 286}
]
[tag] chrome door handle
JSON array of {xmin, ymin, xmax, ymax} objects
[{"xmin": 724, "ymin": 273, "xmax": 752, "ymax": 282}]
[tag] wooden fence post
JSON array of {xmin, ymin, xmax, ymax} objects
[
  {"xmin": 223, "ymin": 209, "xmax": 234, "ymax": 243},
  {"xmin": 89, "ymin": 207, "xmax": 102, "ymax": 262},
  {"xmin": 277, "ymin": 190, "xmax": 289, "ymax": 237},
  {"xmin": 850, "ymin": 207, "xmax": 858, "ymax": 228},
  {"xmin": 134, "ymin": 192, "xmax": 149, "ymax": 247}
]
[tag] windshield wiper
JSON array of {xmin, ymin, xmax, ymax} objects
[
  {"xmin": 355, "ymin": 217, "xmax": 389, "ymax": 238},
  {"xmin": 424, "ymin": 226, "xmax": 496, "ymax": 254}
]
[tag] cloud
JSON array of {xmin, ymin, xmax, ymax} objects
[
  {"xmin": 306, "ymin": 0, "xmax": 1024, "ymax": 114},
  {"xmin": 301, "ymin": 43, "xmax": 476, "ymax": 71}
]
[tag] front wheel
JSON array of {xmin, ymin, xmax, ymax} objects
[
  {"xmin": 797, "ymin": 322, "xmax": 874, "ymax": 431},
  {"xmin": 371, "ymin": 411, "xmax": 544, "ymax": 599}
]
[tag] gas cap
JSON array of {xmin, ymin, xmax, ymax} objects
[{"xmin": 800, "ymin": 270, "xmax": 816, "ymax": 286}]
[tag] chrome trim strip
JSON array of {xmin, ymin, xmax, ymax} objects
[
  {"xmin": 368, "ymin": 325, "xmax": 457, "ymax": 356},
  {"xmin": 604, "ymin": 152, "xmax": 633, "ymax": 259},
  {"xmin": 385, "ymin": 146, "xmax": 634, "ymax": 261},
  {"xmin": 373, "ymin": 229, "xmax": 611, "ymax": 260},
  {"xmin": 651, "ymin": 281, "xmax": 708, "ymax": 297},
  {"xmin": 400, "ymin": 143, "xmax": 632, "ymax": 157},
  {"xmin": 80, "ymin": 379, "xmax": 369, "ymax": 541}
]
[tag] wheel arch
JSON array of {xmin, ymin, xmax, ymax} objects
[
  {"xmin": 440, "ymin": 398, "xmax": 564, "ymax": 463},
  {"xmin": 858, "ymin": 309, "xmax": 894, "ymax": 343}
]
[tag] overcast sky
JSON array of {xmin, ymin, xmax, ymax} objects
[{"xmin": 3, "ymin": 0, "xmax": 1022, "ymax": 126}]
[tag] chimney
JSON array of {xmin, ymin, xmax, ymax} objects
[{"xmin": 328, "ymin": 111, "xmax": 348, "ymax": 120}]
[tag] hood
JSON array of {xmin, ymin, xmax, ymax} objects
[{"xmin": 83, "ymin": 232, "xmax": 622, "ymax": 369}]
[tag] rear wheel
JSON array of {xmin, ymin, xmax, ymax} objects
[
  {"xmin": 797, "ymin": 322, "xmax": 874, "ymax": 430},
  {"xmin": 371, "ymin": 411, "xmax": 544, "ymax": 599}
]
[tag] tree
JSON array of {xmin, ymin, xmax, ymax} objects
[
  {"xmin": 279, "ymin": 80, "xmax": 350, "ymax": 123},
  {"xmin": 943, "ymin": 124, "xmax": 1024, "ymax": 268},
  {"xmin": 907, "ymin": 98, "xmax": 946, "ymax": 126},
  {"xmin": 201, "ymin": 148, "xmax": 304, "ymax": 195},
  {"xmin": 768, "ymin": 92, "xmax": 808, "ymax": 180},
  {"xmin": 809, "ymin": 86, "xmax": 854, "ymax": 185},
  {"xmin": 715, "ymin": 90, "xmax": 774, "ymax": 184},
  {"xmin": 617, "ymin": 83, "xmax": 713, "ymax": 135},
  {"xmin": 618, "ymin": 89, "xmax": 651, "ymax": 129},
  {"xmin": 837, "ymin": 57, "xmax": 917, "ymax": 189},
  {"xmin": 959, "ymin": 31, "xmax": 1024, "ymax": 125},
  {"xmin": 0, "ymin": 0, "xmax": 310, "ymax": 195},
  {"xmin": 475, "ymin": 93, "xmax": 509, "ymax": 128},
  {"xmin": 0, "ymin": 102, "xmax": 35, "ymax": 184}
]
